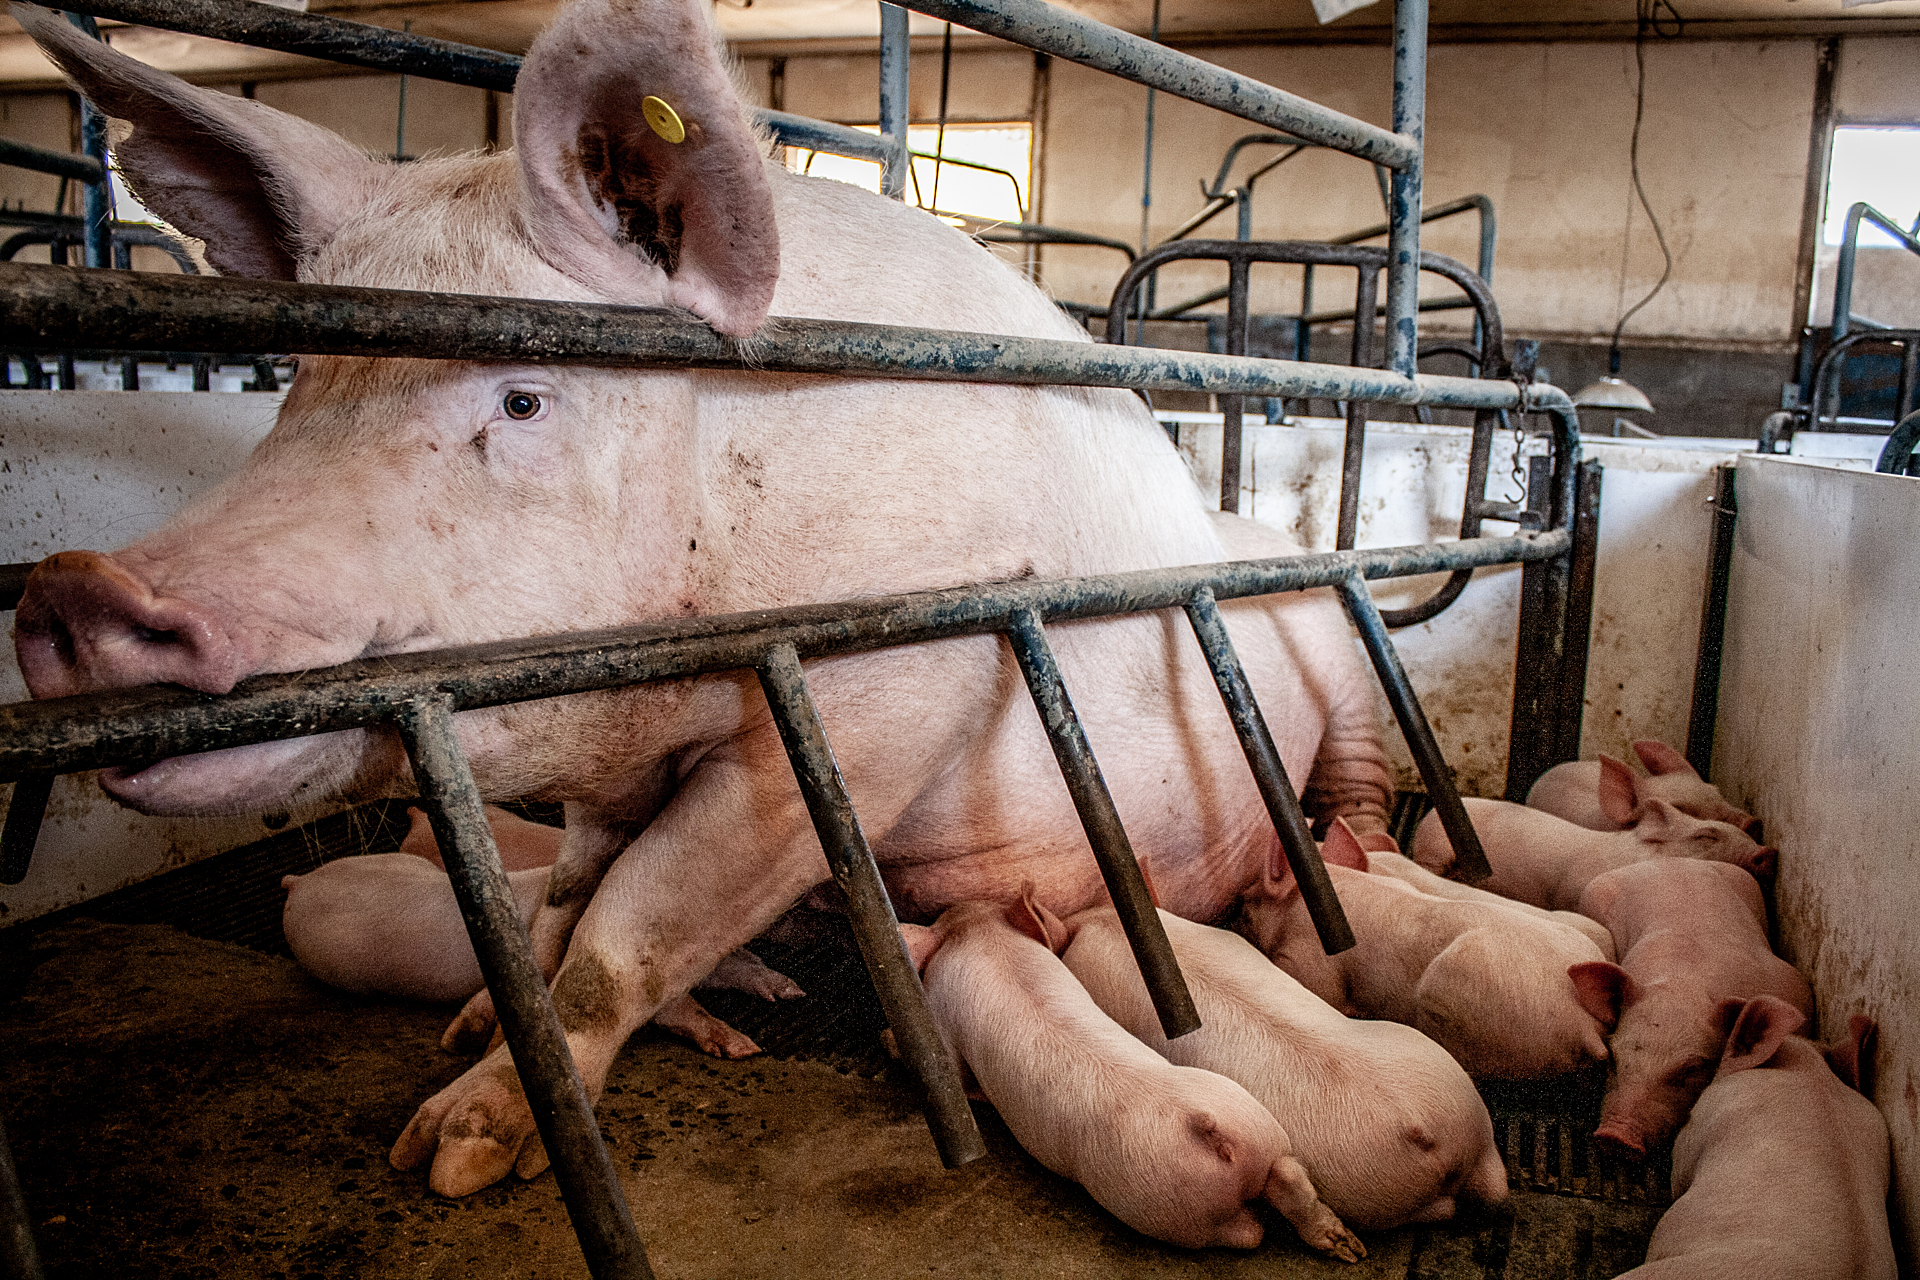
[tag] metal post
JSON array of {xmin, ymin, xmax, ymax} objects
[
  {"xmin": 1686, "ymin": 464, "xmax": 1737, "ymax": 777},
  {"xmin": 63, "ymin": 12, "xmax": 112, "ymax": 271},
  {"xmin": 1184, "ymin": 588, "xmax": 1354, "ymax": 953},
  {"xmin": 394, "ymin": 694, "xmax": 655, "ymax": 1280},
  {"xmin": 1220, "ymin": 257, "xmax": 1249, "ymax": 513},
  {"xmin": 1005, "ymin": 606, "xmax": 1200, "ymax": 1038},
  {"xmin": 1551, "ymin": 459, "xmax": 1602, "ymax": 765},
  {"xmin": 0, "ymin": 1118, "xmax": 43, "ymax": 1280},
  {"xmin": 1335, "ymin": 572, "xmax": 1491, "ymax": 882},
  {"xmin": 0, "ymin": 772, "xmax": 53, "ymax": 884},
  {"xmin": 755, "ymin": 643, "xmax": 985, "ymax": 1169},
  {"xmin": 1338, "ymin": 266, "xmax": 1380, "ymax": 551},
  {"xmin": 1384, "ymin": 0, "xmax": 1426, "ymax": 377},
  {"xmin": 1899, "ymin": 337, "xmax": 1918, "ymax": 423},
  {"xmin": 878, "ymin": 4, "xmax": 910, "ymax": 200},
  {"xmin": 1505, "ymin": 454, "xmax": 1573, "ymax": 801}
]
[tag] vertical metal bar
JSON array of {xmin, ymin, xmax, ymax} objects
[
  {"xmin": 1504, "ymin": 454, "xmax": 1572, "ymax": 801},
  {"xmin": 118, "ymin": 354, "xmax": 137, "ymax": 390},
  {"xmin": 56, "ymin": 350, "xmax": 75, "ymax": 392},
  {"xmin": 1899, "ymin": 337, "xmax": 1919, "ymax": 423},
  {"xmin": 191, "ymin": 354, "xmax": 211, "ymax": 392},
  {"xmin": 1686, "ymin": 464, "xmax": 1737, "ymax": 778},
  {"xmin": 1005, "ymin": 606, "xmax": 1200, "ymax": 1038},
  {"xmin": 755, "ymin": 643, "xmax": 986, "ymax": 1169},
  {"xmin": 1551, "ymin": 459, "xmax": 1602, "ymax": 765},
  {"xmin": 1335, "ymin": 572, "xmax": 1491, "ymax": 882},
  {"xmin": 1220, "ymin": 257, "xmax": 1249, "ymax": 514},
  {"xmin": 878, "ymin": 3, "xmax": 910, "ymax": 200},
  {"xmin": 63, "ymin": 12, "xmax": 111, "ymax": 271},
  {"xmin": 394, "ymin": 694, "xmax": 655, "ymax": 1280},
  {"xmin": 1, "ymin": 772, "xmax": 53, "ymax": 885},
  {"xmin": 1338, "ymin": 266, "xmax": 1380, "ymax": 551},
  {"xmin": 1184, "ymin": 588, "xmax": 1354, "ymax": 954},
  {"xmin": 0, "ymin": 1117, "xmax": 44, "ymax": 1280},
  {"xmin": 1384, "ymin": 0, "xmax": 1426, "ymax": 377}
]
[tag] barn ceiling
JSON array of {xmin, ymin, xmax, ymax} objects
[{"xmin": 0, "ymin": 0, "xmax": 1915, "ymax": 88}]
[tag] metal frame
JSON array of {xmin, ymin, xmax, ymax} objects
[{"xmin": 0, "ymin": 2, "xmax": 1593, "ymax": 1277}]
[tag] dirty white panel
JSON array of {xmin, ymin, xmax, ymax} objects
[
  {"xmin": 1177, "ymin": 416, "xmax": 1741, "ymax": 796},
  {"xmin": 1, "ymin": 391, "xmax": 286, "ymax": 924},
  {"xmin": 1713, "ymin": 453, "xmax": 1920, "ymax": 1266}
]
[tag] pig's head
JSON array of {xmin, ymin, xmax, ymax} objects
[
  {"xmin": 1233, "ymin": 818, "xmax": 1370, "ymax": 956},
  {"xmin": 1571, "ymin": 960, "xmax": 1748, "ymax": 1159},
  {"xmin": 1604, "ymin": 766, "xmax": 1777, "ymax": 881},
  {"xmin": 10, "ymin": 0, "xmax": 780, "ymax": 813},
  {"xmin": 900, "ymin": 884, "xmax": 1071, "ymax": 974},
  {"xmin": 1628, "ymin": 741, "xmax": 1762, "ymax": 839}
]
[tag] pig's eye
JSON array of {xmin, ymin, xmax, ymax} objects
[{"xmin": 502, "ymin": 390, "xmax": 543, "ymax": 421}]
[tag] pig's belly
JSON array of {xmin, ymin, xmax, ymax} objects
[{"xmin": 871, "ymin": 610, "xmax": 1321, "ymax": 924}]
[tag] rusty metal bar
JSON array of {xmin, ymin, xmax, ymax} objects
[
  {"xmin": 393, "ymin": 694, "xmax": 654, "ymax": 1280},
  {"xmin": 1183, "ymin": 588, "xmax": 1354, "ymax": 954},
  {"xmin": 0, "ymin": 772, "xmax": 52, "ymax": 884},
  {"xmin": 754, "ymin": 643, "xmax": 985, "ymax": 1169},
  {"xmin": 1004, "ymin": 606, "xmax": 1200, "ymax": 1039},
  {"xmin": 1335, "ymin": 571, "xmax": 1492, "ymax": 882},
  {"xmin": 1338, "ymin": 265, "xmax": 1381, "ymax": 552}
]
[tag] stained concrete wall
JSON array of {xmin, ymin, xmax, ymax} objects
[{"xmin": 1712, "ymin": 453, "xmax": 1920, "ymax": 1268}]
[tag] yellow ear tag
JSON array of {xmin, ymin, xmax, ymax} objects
[{"xmin": 642, "ymin": 96, "xmax": 687, "ymax": 145}]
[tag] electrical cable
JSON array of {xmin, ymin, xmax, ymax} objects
[{"xmin": 1607, "ymin": 0, "xmax": 1683, "ymax": 369}]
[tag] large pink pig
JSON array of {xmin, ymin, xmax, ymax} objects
[
  {"xmin": 1568, "ymin": 858, "xmax": 1813, "ymax": 1158},
  {"xmin": 12, "ymin": 0, "xmax": 1397, "ymax": 1196},
  {"xmin": 900, "ymin": 894, "xmax": 1365, "ymax": 1258},
  {"xmin": 1410, "ymin": 795, "xmax": 1775, "ymax": 912},
  {"xmin": 1525, "ymin": 741, "xmax": 1760, "ymax": 837},
  {"xmin": 1061, "ymin": 902, "xmax": 1507, "ymax": 1230},
  {"xmin": 1615, "ymin": 999, "xmax": 1894, "ymax": 1280},
  {"xmin": 1238, "ymin": 821, "xmax": 1612, "ymax": 1078}
]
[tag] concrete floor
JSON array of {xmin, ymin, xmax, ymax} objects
[{"xmin": 0, "ymin": 915, "xmax": 1667, "ymax": 1279}]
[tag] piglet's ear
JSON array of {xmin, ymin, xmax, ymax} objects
[
  {"xmin": 1823, "ymin": 1014, "xmax": 1878, "ymax": 1096},
  {"xmin": 1596, "ymin": 754, "xmax": 1643, "ymax": 826},
  {"xmin": 1568, "ymin": 960, "xmax": 1633, "ymax": 1029},
  {"xmin": 1009, "ymin": 882, "xmax": 1070, "ymax": 954},
  {"xmin": 12, "ymin": 3, "xmax": 376, "ymax": 279},
  {"xmin": 898, "ymin": 923, "xmax": 940, "ymax": 974},
  {"xmin": 513, "ymin": 0, "xmax": 778, "ymax": 335},
  {"xmin": 1321, "ymin": 818, "xmax": 1371, "ymax": 872},
  {"xmin": 1631, "ymin": 740, "xmax": 1697, "ymax": 778},
  {"xmin": 1718, "ymin": 995, "xmax": 1806, "ymax": 1076}
]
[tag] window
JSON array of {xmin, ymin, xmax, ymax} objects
[
  {"xmin": 786, "ymin": 122, "xmax": 1032, "ymax": 224},
  {"xmin": 1823, "ymin": 126, "xmax": 1920, "ymax": 248}
]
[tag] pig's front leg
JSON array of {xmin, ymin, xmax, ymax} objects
[
  {"xmin": 391, "ymin": 748, "xmax": 832, "ymax": 1197},
  {"xmin": 439, "ymin": 812, "xmax": 635, "ymax": 1052}
]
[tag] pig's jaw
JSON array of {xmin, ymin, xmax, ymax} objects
[{"xmin": 99, "ymin": 731, "xmax": 372, "ymax": 816}]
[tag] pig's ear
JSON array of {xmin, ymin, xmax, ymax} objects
[
  {"xmin": 1627, "ymin": 798, "xmax": 1687, "ymax": 844},
  {"xmin": 1009, "ymin": 882, "xmax": 1070, "ymax": 954},
  {"xmin": 1321, "ymin": 818, "xmax": 1371, "ymax": 872},
  {"xmin": 11, "ymin": 3, "xmax": 376, "ymax": 279},
  {"xmin": 1718, "ymin": 995, "xmax": 1806, "ymax": 1075},
  {"xmin": 898, "ymin": 923, "xmax": 940, "ymax": 974},
  {"xmin": 512, "ymin": 0, "xmax": 778, "ymax": 335},
  {"xmin": 1821, "ymin": 1014, "xmax": 1878, "ymax": 1095},
  {"xmin": 1631, "ymin": 740, "xmax": 1697, "ymax": 779},
  {"xmin": 1596, "ymin": 754, "xmax": 1643, "ymax": 825},
  {"xmin": 1567, "ymin": 960, "xmax": 1634, "ymax": 1029},
  {"xmin": 1353, "ymin": 829, "xmax": 1402, "ymax": 855}
]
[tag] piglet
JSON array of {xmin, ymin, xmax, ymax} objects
[
  {"xmin": 1615, "ymin": 999, "xmax": 1894, "ymax": 1279},
  {"xmin": 1239, "ymin": 820, "xmax": 1612, "ymax": 1079},
  {"xmin": 1361, "ymin": 845, "xmax": 1614, "ymax": 960},
  {"xmin": 1410, "ymin": 786, "xmax": 1775, "ymax": 913},
  {"xmin": 1526, "ymin": 740, "xmax": 1760, "ymax": 837},
  {"xmin": 1569, "ymin": 858, "xmax": 1814, "ymax": 1158},
  {"xmin": 1061, "ymin": 903, "xmax": 1507, "ymax": 1230},
  {"xmin": 900, "ymin": 892, "xmax": 1363, "ymax": 1258}
]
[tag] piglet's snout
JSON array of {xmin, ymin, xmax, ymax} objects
[{"xmin": 14, "ymin": 550, "xmax": 250, "ymax": 697}]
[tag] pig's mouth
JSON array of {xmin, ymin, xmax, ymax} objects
[{"xmin": 100, "ymin": 732, "xmax": 367, "ymax": 816}]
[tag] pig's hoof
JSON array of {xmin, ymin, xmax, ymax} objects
[
  {"xmin": 442, "ymin": 990, "xmax": 499, "ymax": 1053},
  {"xmin": 654, "ymin": 993, "xmax": 764, "ymax": 1060},
  {"xmin": 699, "ymin": 948, "xmax": 806, "ymax": 1002},
  {"xmin": 1302, "ymin": 1208, "xmax": 1366, "ymax": 1263},
  {"xmin": 389, "ymin": 1054, "xmax": 537, "ymax": 1197}
]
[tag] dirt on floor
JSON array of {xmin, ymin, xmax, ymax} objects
[{"xmin": 0, "ymin": 915, "xmax": 1666, "ymax": 1280}]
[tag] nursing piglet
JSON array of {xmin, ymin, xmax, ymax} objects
[
  {"xmin": 1238, "ymin": 821, "xmax": 1612, "ymax": 1078},
  {"xmin": 1361, "ymin": 846, "xmax": 1614, "ymax": 959},
  {"xmin": 1410, "ymin": 787, "xmax": 1774, "ymax": 913},
  {"xmin": 901, "ymin": 894, "xmax": 1363, "ymax": 1259},
  {"xmin": 1062, "ymin": 903, "xmax": 1507, "ymax": 1230},
  {"xmin": 1526, "ymin": 740, "xmax": 1760, "ymax": 837},
  {"xmin": 1569, "ymin": 858, "xmax": 1813, "ymax": 1157},
  {"xmin": 1615, "ymin": 999, "xmax": 1894, "ymax": 1280}
]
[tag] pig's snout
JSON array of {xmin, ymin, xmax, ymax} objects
[
  {"xmin": 14, "ymin": 550, "xmax": 250, "ymax": 697},
  {"xmin": 1747, "ymin": 846, "xmax": 1779, "ymax": 878},
  {"xmin": 1592, "ymin": 1120, "xmax": 1647, "ymax": 1160}
]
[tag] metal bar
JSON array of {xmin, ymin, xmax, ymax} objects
[
  {"xmin": 0, "ymin": 1118, "xmax": 43, "ymax": 1280},
  {"xmin": 61, "ymin": 11, "xmax": 114, "ymax": 271},
  {"xmin": 1900, "ymin": 337, "xmax": 1919, "ymax": 423},
  {"xmin": 1807, "ymin": 329, "xmax": 1920, "ymax": 431},
  {"xmin": 763, "ymin": 111, "xmax": 891, "ymax": 167},
  {"xmin": 1337, "ymin": 266, "xmax": 1379, "ymax": 552},
  {"xmin": 0, "ymin": 136, "xmax": 103, "ymax": 184},
  {"xmin": 394, "ymin": 694, "xmax": 654, "ymax": 1280},
  {"xmin": 1220, "ymin": 257, "xmax": 1248, "ymax": 513},
  {"xmin": 1551, "ymin": 459, "xmax": 1602, "ymax": 765},
  {"xmin": 0, "ymin": 532, "xmax": 1571, "ymax": 784},
  {"xmin": 0, "ymin": 262, "xmax": 1561, "ymax": 412},
  {"xmin": 1685, "ymin": 464, "xmax": 1737, "ymax": 777},
  {"xmin": 878, "ymin": 3, "xmax": 910, "ymax": 198},
  {"xmin": 1384, "ymin": 0, "xmax": 1427, "ymax": 377},
  {"xmin": 1876, "ymin": 409, "xmax": 1920, "ymax": 477},
  {"xmin": 755, "ymin": 644, "xmax": 985, "ymax": 1167},
  {"xmin": 1184, "ymin": 588, "xmax": 1353, "ymax": 954},
  {"xmin": 1504, "ymin": 454, "xmax": 1573, "ymax": 802},
  {"xmin": 1832, "ymin": 203, "xmax": 1920, "ymax": 342},
  {"xmin": 894, "ymin": 0, "xmax": 1415, "ymax": 170},
  {"xmin": 2, "ymin": 562, "xmax": 37, "ymax": 611},
  {"xmin": 1335, "ymin": 571, "xmax": 1490, "ymax": 881},
  {"xmin": 1, "ymin": 771, "xmax": 53, "ymax": 884},
  {"xmin": 1004, "ymin": 607, "xmax": 1199, "ymax": 1038}
]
